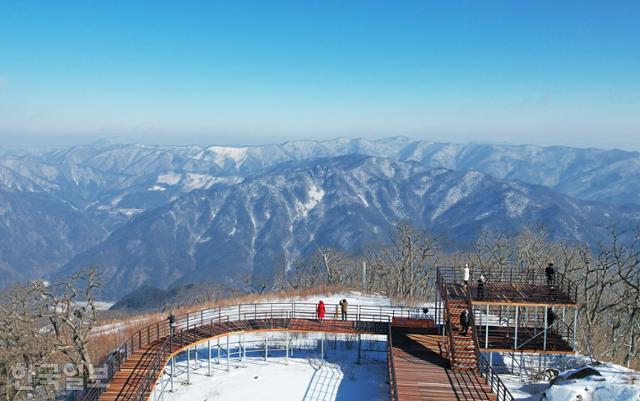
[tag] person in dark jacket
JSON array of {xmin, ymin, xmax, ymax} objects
[
  {"xmin": 459, "ymin": 309, "xmax": 469, "ymax": 336},
  {"xmin": 545, "ymin": 263, "xmax": 556, "ymax": 288},
  {"xmin": 168, "ymin": 312, "xmax": 176, "ymax": 336},
  {"xmin": 546, "ymin": 308, "xmax": 557, "ymax": 328},
  {"xmin": 476, "ymin": 274, "xmax": 486, "ymax": 299},
  {"xmin": 317, "ymin": 300, "xmax": 326, "ymax": 321}
]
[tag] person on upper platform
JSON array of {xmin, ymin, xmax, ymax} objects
[
  {"xmin": 545, "ymin": 263, "xmax": 556, "ymax": 288},
  {"xmin": 463, "ymin": 264, "xmax": 470, "ymax": 287},
  {"xmin": 477, "ymin": 274, "xmax": 486, "ymax": 299}
]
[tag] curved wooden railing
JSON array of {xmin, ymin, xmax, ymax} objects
[{"xmin": 78, "ymin": 302, "xmax": 424, "ymax": 401}]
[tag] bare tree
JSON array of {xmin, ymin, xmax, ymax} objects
[
  {"xmin": 367, "ymin": 223, "xmax": 439, "ymax": 298},
  {"xmin": 37, "ymin": 268, "xmax": 101, "ymax": 389},
  {"xmin": 0, "ymin": 282, "xmax": 57, "ymax": 401}
]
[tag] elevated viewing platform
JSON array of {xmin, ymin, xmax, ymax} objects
[
  {"xmin": 435, "ymin": 265, "xmax": 579, "ymax": 365},
  {"xmin": 439, "ymin": 266, "xmax": 578, "ymax": 307}
]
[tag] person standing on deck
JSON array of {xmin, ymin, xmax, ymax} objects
[
  {"xmin": 317, "ymin": 300, "xmax": 326, "ymax": 321},
  {"xmin": 546, "ymin": 308, "xmax": 557, "ymax": 328},
  {"xmin": 545, "ymin": 263, "xmax": 556, "ymax": 288},
  {"xmin": 463, "ymin": 264, "xmax": 470, "ymax": 288},
  {"xmin": 459, "ymin": 309, "xmax": 469, "ymax": 336},
  {"xmin": 477, "ymin": 274, "xmax": 486, "ymax": 299},
  {"xmin": 341, "ymin": 299, "xmax": 348, "ymax": 321},
  {"xmin": 168, "ymin": 311, "xmax": 177, "ymax": 336}
]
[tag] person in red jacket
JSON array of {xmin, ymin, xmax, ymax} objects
[{"xmin": 317, "ymin": 300, "xmax": 326, "ymax": 321}]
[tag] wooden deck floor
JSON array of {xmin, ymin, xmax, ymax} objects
[
  {"xmin": 98, "ymin": 318, "xmax": 387, "ymax": 401},
  {"xmin": 390, "ymin": 327, "xmax": 496, "ymax": 401},
  {"xmin": 447, "ymin": 282, "xmax": 576, "ymax": 306}
]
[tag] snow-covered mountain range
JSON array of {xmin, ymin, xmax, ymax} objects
[{"xmin": 2, "ymin": 137, "xmax": 640, "ymax": 298}]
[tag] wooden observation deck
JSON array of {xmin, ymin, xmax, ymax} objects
[{"xmin": 78, "ymin": 301, "xmax": 517, "ymax": 401}]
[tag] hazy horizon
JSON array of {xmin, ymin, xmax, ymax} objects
[{"xmin": 1, "ymin": 1, "xmax": 639, "ymax": 151}]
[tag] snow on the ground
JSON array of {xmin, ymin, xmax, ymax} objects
[
  {"xmin": 272, "ymin": 291, "xmax": 393, "ymax": 306},
  {"xmin": 496, "ymin": 353, "xmax": 640, "ymax": 401},
  {"xmin": 160, "ymin": 336, "xmax": 388, "ymax": 401}
]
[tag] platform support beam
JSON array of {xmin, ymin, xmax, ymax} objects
[
  {"xmin": 242, "ymin": 335, "xmax": 247, "ymax": 367},
  {"xmin": 485, "ymin": 304, "xmax": 490, "ymax": 349},
  {"xmin": 226, "ymin": 336, "xmax": 230, "ymax": 371},
  {"xmin": 357, "ymin": 333, "xmax": 362, "ymax": 364},
  {"xmin": 543, "ymin": 306, "xmax": 548, "ymax": 351},
  {"xmin": 187, "ymin": 347, "xmax": 191, "ymax": 384},
  {"xmin": 573, "ymin": 308, "xmax": 578, "ymax": 350},
  {"xmin": 514, "ymin": 306, "xmax": 519, "ymax": 349},
  {"xmin": 285, "ymin": 331, "xmax": 289, "ymax": 364},
  {"xmin": 208, "ymin": 340, "xmax": 212, "ymax": 376},
  {"xmin": 170, "ymin": 356, "xmax": 174, "ymax": 392}
]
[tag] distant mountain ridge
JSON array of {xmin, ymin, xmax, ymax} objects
[
  {"xmin": 2, "ymin": 137, "xmax": 640, "ymax": 296},
  {"xmin": 57, "ymin": 155, "xmax": 640, "ymax": 299}
]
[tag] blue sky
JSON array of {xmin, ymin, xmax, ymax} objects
[{"xmin": 0, "ymin": 1, "xmax": 639, "ymax": 149}]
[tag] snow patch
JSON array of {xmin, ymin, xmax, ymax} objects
[
  {"xmin": 157, "ymin": 172, "xmax": 182, "ymax": 185},
  {"xmin": 305, "ymin": 184, "xmax": 325, "ymax": 211},
  {"xmin": 208, "ymin": 145, "xmax": 249, "ymax": 167},
  {"xmin": 119, "ymin": 208, "xmax": 143, "ymax": 217},
  {"xmin": 148, "ymin": 185, "xmax": 167, "ymax": 192},
  {"xmin": 432, "ymin": 171, "xmax": 482, "ymax": 220},
  {"xmin": 504, "ymin": 191, "xmax": 529, "ymax": 217}
]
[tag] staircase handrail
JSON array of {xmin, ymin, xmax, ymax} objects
[
  {"xmin": 437, "ymin": 267, "xmax": 458, "ymax": 367},
  {"xmin": 514, "ymin": 317, "xmax": 572, "ymax": 351},
  {"xmin": 466, "ymin": 288, "xmax": 515, "ymax": 401}
]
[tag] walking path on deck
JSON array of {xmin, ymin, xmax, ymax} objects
[
  {"xmin": 390, "ymin": 327, "xmax": 496, "ymax": 401},
  {"xmin": 98, "ymin": 318, "xmax": 387, "ymax": 401}
]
